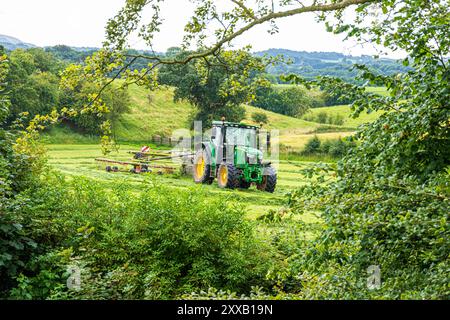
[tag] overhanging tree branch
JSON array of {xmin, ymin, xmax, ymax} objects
[
  {"xmin": 231, "ymin": 0, "xmax": 258, "ymax": 20},
  {"xmin": 122, "ymin": 0, "xmax": 378, "ymax": 66}
]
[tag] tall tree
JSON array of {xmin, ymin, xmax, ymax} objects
[
  {"xmin": 6, "ymin": 49, "xmax": 61, "ymax": 120},
  {"xmin": 158, "ymin": 49, "xmax": 268, "ymax": 126}
]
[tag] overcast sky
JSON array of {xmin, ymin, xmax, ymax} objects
[{"xmin": 0, "ymin": 0, "xmax": 402, "ymax": 58}]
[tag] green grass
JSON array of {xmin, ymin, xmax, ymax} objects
[
  {"xmin": 46, "ymin": 143, "xmax": 319, "ymax": 222},
  {"xmin": 243, "ymin": 104, "xmax": 321, "ymax": 130},
  {"xmin": 305, "ymin": 104, "xmax": 383, "ymax": 128},
  {"xmin": 366, "ymin": 86, "xmax": 389, "ymax": 97}
]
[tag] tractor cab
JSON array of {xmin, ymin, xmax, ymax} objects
[
  {"xmin": 211, "ymin": 121, "xmax": 261, "ymax": 165},
  {"xmin": 193, "ymin": 120, "xmax": 277, "ymax": 192}
]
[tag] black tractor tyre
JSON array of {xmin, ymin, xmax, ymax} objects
[
  {"xmin": 257, "ymin": 166, "xmax": 277, "ymax": 193},
  {"xmin": 193, "ymin": 149, "xmax": 212, "ymax": 184},
  {"xmin": 239, "ymin": 179, "xmax": 252, "ymax": 189},
  {"xmin": 217, "ymin": 163, "xmax": 240, "ymax": 189}
]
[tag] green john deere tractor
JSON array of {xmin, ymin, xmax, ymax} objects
[{"xmin": 193, "ymin": 120, "xmax": 277, "ymax": 192}]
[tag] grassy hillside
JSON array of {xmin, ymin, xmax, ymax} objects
[
  {"xmin": 44, "ymin": 84, "xmax": 384, "ymax": 151},
  {"xmin": 304, "ymin": 104, "xmax": 384, "ymax": 128},
  {"xmin": 114, "ymin": 85, "xmax": 193, "ymax": 141}
]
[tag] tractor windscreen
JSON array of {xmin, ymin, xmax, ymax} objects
[{"xmin": 226, "ymin": 127, "xmax": 257, "ymax": 148}]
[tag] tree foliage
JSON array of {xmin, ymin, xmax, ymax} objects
[
  {"xmin": 282, "ymin": 0, "xmax": 450, "ymax": 298},
  {"xmin": 252, "ymin": 85, "xmax": 318, "ymax": 117},
  {"xmin": 6, "ymin": 49, "xmax": 62, "ymax": 121},
  {"xmin": 60, "ymin": 81, "xmax": 130, "ymax": 134},
  {"xmin": 0, "ymin": 49, "xmax": 48, "ymax": 295},
  {"xmin": 158, "ymin": 49, "xmax": 269, "ymax": 126}
]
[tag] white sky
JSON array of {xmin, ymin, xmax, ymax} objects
[{"xmin": 0, "ymin": 0, "xmax": 402, "ymax": 58}]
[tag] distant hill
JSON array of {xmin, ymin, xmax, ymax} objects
[
  {"xmin": 0, "ymin": 34, "xmax": 36, "ymax": 50},
  {"xmin": 1, "ymin": 34, "xmax": 409, "ymax": 83},
  {"xmin": 44, "ymin": 84, "xmax": 345, "ymax": 145},
  {"xmin": 255, "ymin": 48, "xmax": 409, "ymax": 83},
  {"xmin": 44, "ymin": 46, "xmax": 408, "ymax": 83}
]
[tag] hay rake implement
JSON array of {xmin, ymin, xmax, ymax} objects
[{"xmin": 96, "ymin": 146, "xmax": 194, "ymax": 175}]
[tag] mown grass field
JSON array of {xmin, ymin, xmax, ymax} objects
[{"xmin": 46, "ymin": 144, "xmax": 321, "ymax": 222}]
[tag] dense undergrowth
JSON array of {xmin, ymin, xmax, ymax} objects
[{"xmin": 3, "ymin": 174, "xmax": 281, "ymax": 299}]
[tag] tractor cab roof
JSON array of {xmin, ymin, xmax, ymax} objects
[{"xmin": 212, "ymin": 121, "xmax": 259, "ymax": 130}]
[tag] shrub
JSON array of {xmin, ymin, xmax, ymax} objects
[
  {"xmin": 316, "ymin": 111, "xmax": 328, "ymax": 124},
  {"xmin": 302, "ymin": 135, "xmax": 321, "ymax": 154},
  {"xmin": 303, "ymin": 111, "xmax": 345, "ymax": 126},
  {"xmin": 251, "ymin": 111, "xmax": 268, "ymax": 124},
  {"xmin": 302, "ymin": 136, "xmax": 355, "ymax": 158},
  {"xmin": 330, "ymin": 114, "xmax": 344, "ymax": 126}
]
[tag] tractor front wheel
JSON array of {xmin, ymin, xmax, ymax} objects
[
  {"xmin": 217, "ymin": 163, "xmax": 239, "ymax": 189},
  {"xmin": 257, "ymin": 166, "xmax": 277, "ymax": 193}
]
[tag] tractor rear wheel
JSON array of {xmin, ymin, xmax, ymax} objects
[
  {"xmin": 217, "ymin": 163, "xmax": 239, "ymax": 189},
  {"xmin": 193, "ymin": 149, "xmax": 213, "ymax": 184},
  {"xmin": 257, "ymin": 166, "xmax": 277, "ymax": 193}
]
